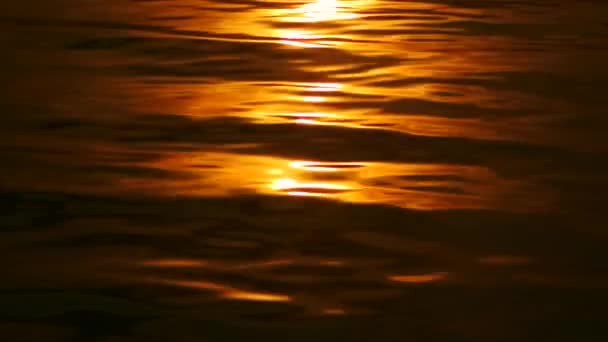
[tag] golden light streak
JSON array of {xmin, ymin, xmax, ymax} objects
[
  {"xmin": 308, "ymin": 83, "xmax": 343, "ymax": 92},
  {"xmin": 271, "ymin": 177, "xmax": 352, "ymax": 197},
  {"xmin": 154, "ymin": 278, "xmax": 292, "ymax": 303},
  {"xmin": 161, "ymin": 279, "xmax": 227, "ymax": 291},
  {"xmin": 388, "ymin": 272, "xmax": 448, "ymax": 284},
  {"xmin": 298, "ymin": 0, "xmax": 360, "ymax": 22},
  {"xmin": 301, "ymin": 95, "xmax": 326, "ymax": 103},
  {"xmin": 127, "ymin": 151, "xmax": 545, "ymax": 211},
  {"xmin": 222, "ymin": 290, "xmax": 292, "ymax": 302},
  {"xmin": 289, "ymin": 161, "xmax": 365, "ymax": 172}
]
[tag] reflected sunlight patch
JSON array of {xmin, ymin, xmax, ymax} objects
[
  {"xmin": 222, "ymin": 290, "xmax": 292, "ymax": 302},
  {"xmin": 297, "ymin": 0, "xmax": 360, "ymax": 22},
  {"xmin": 119, "ymin": 151, "xmax": 549, "ymax": 211},
  {"xmin": 289, "ymin": 161, "xmax": 365, "ymax": 172},
  {"xmin": 153, "ymin": 278, "xmax": 292, "ymax": 303},
  {"xmin": 388, "ymin": 272, "xmax": 448, "ymax": 284},
  {"xmin": 277, "ymin": 29, "xmax": 327, "ymax": 48},
  {"xmin": 140, "ymin": 258, "xmax": 294, "ymax": 271},
  {"xmin": 271, "ymin": 177, "xmax": 352, "ymax": 196}
]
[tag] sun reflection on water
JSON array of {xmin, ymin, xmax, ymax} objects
[
  {"xmin": 4, "ymin": 0, "xmax": 596, "ymax": 333},
  {"xmin": 153, "ymin": 278, "xmax": 292, "ymax": 303},
  {"xmin": 118, "ymin": 152, "xmax": 546, "ymax": 211},
  {"xmin": 97, "ymin": 0, "xmax": 555, "ymax": 213},
  {"xmin": 389, "ymin": 272, "xmax": 449, "ymax": 284},
  {"xmin": 271, "ymin": 177, "xmax": 353, "ymax": 197},
  {"xmin": 292, "ymin": 0, "xmax": 361, "ymax": 23},
  {"xmin": 275, "ymin": 0, "xmax": 364, "ymax": 47}
]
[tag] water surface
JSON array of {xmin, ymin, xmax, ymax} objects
[{"xmin": 2, "ymin": 0, "xmax": 608, "ymax": 341}]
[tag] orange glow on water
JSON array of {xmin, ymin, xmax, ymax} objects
[
  {"xmin": 271, "ymin": 177, "xmax": 352, "ymax": 197},
  {"xmin": 118, "ymin": 151, "xmax": 549, "ymax": 211},
  {"xmin": 154, "ymin": 278, "xmax": 292, "ymax": 303},
  {"xmin": 389, "ymin": 273, "xmax": 448, "ymax": 284},
  {"xmin": 161, "ymin": 279, "xmax": 228, "ymax": 292},
  {"xmin": 289, "ymin": 161, "xmax": 365, "ymax": 172},
  {"xmin": 292, "ymin": 0, "xmax": 361, "ymax": 23},
  {"xmin": 5, "ymin": 0, "xmax": 602, "ymax": 335},
  {"xmin": 222, "ymin": 290, "xmax": 292, "ymax": 302},
  {"xmin": 64, "ymin": 0, "xmax": 554, "ymax": 214}
]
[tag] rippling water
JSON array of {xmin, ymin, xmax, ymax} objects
[{"xmin": 2, "ymin": 0, "xmax": 608, "ymax": 340}]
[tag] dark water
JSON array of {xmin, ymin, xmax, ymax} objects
[{"xmin": 2, "ymin": 0, "xmax": 608, "ymax": 340}]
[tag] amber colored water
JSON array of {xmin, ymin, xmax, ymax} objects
[{"xmin": 1, "ymin": 1, "xmax": 608, "ymax": 341}]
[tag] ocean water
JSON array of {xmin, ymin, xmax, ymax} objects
[{"xmin": 1, "ymin": 0, "xmax": 608, "ymax": 340}]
